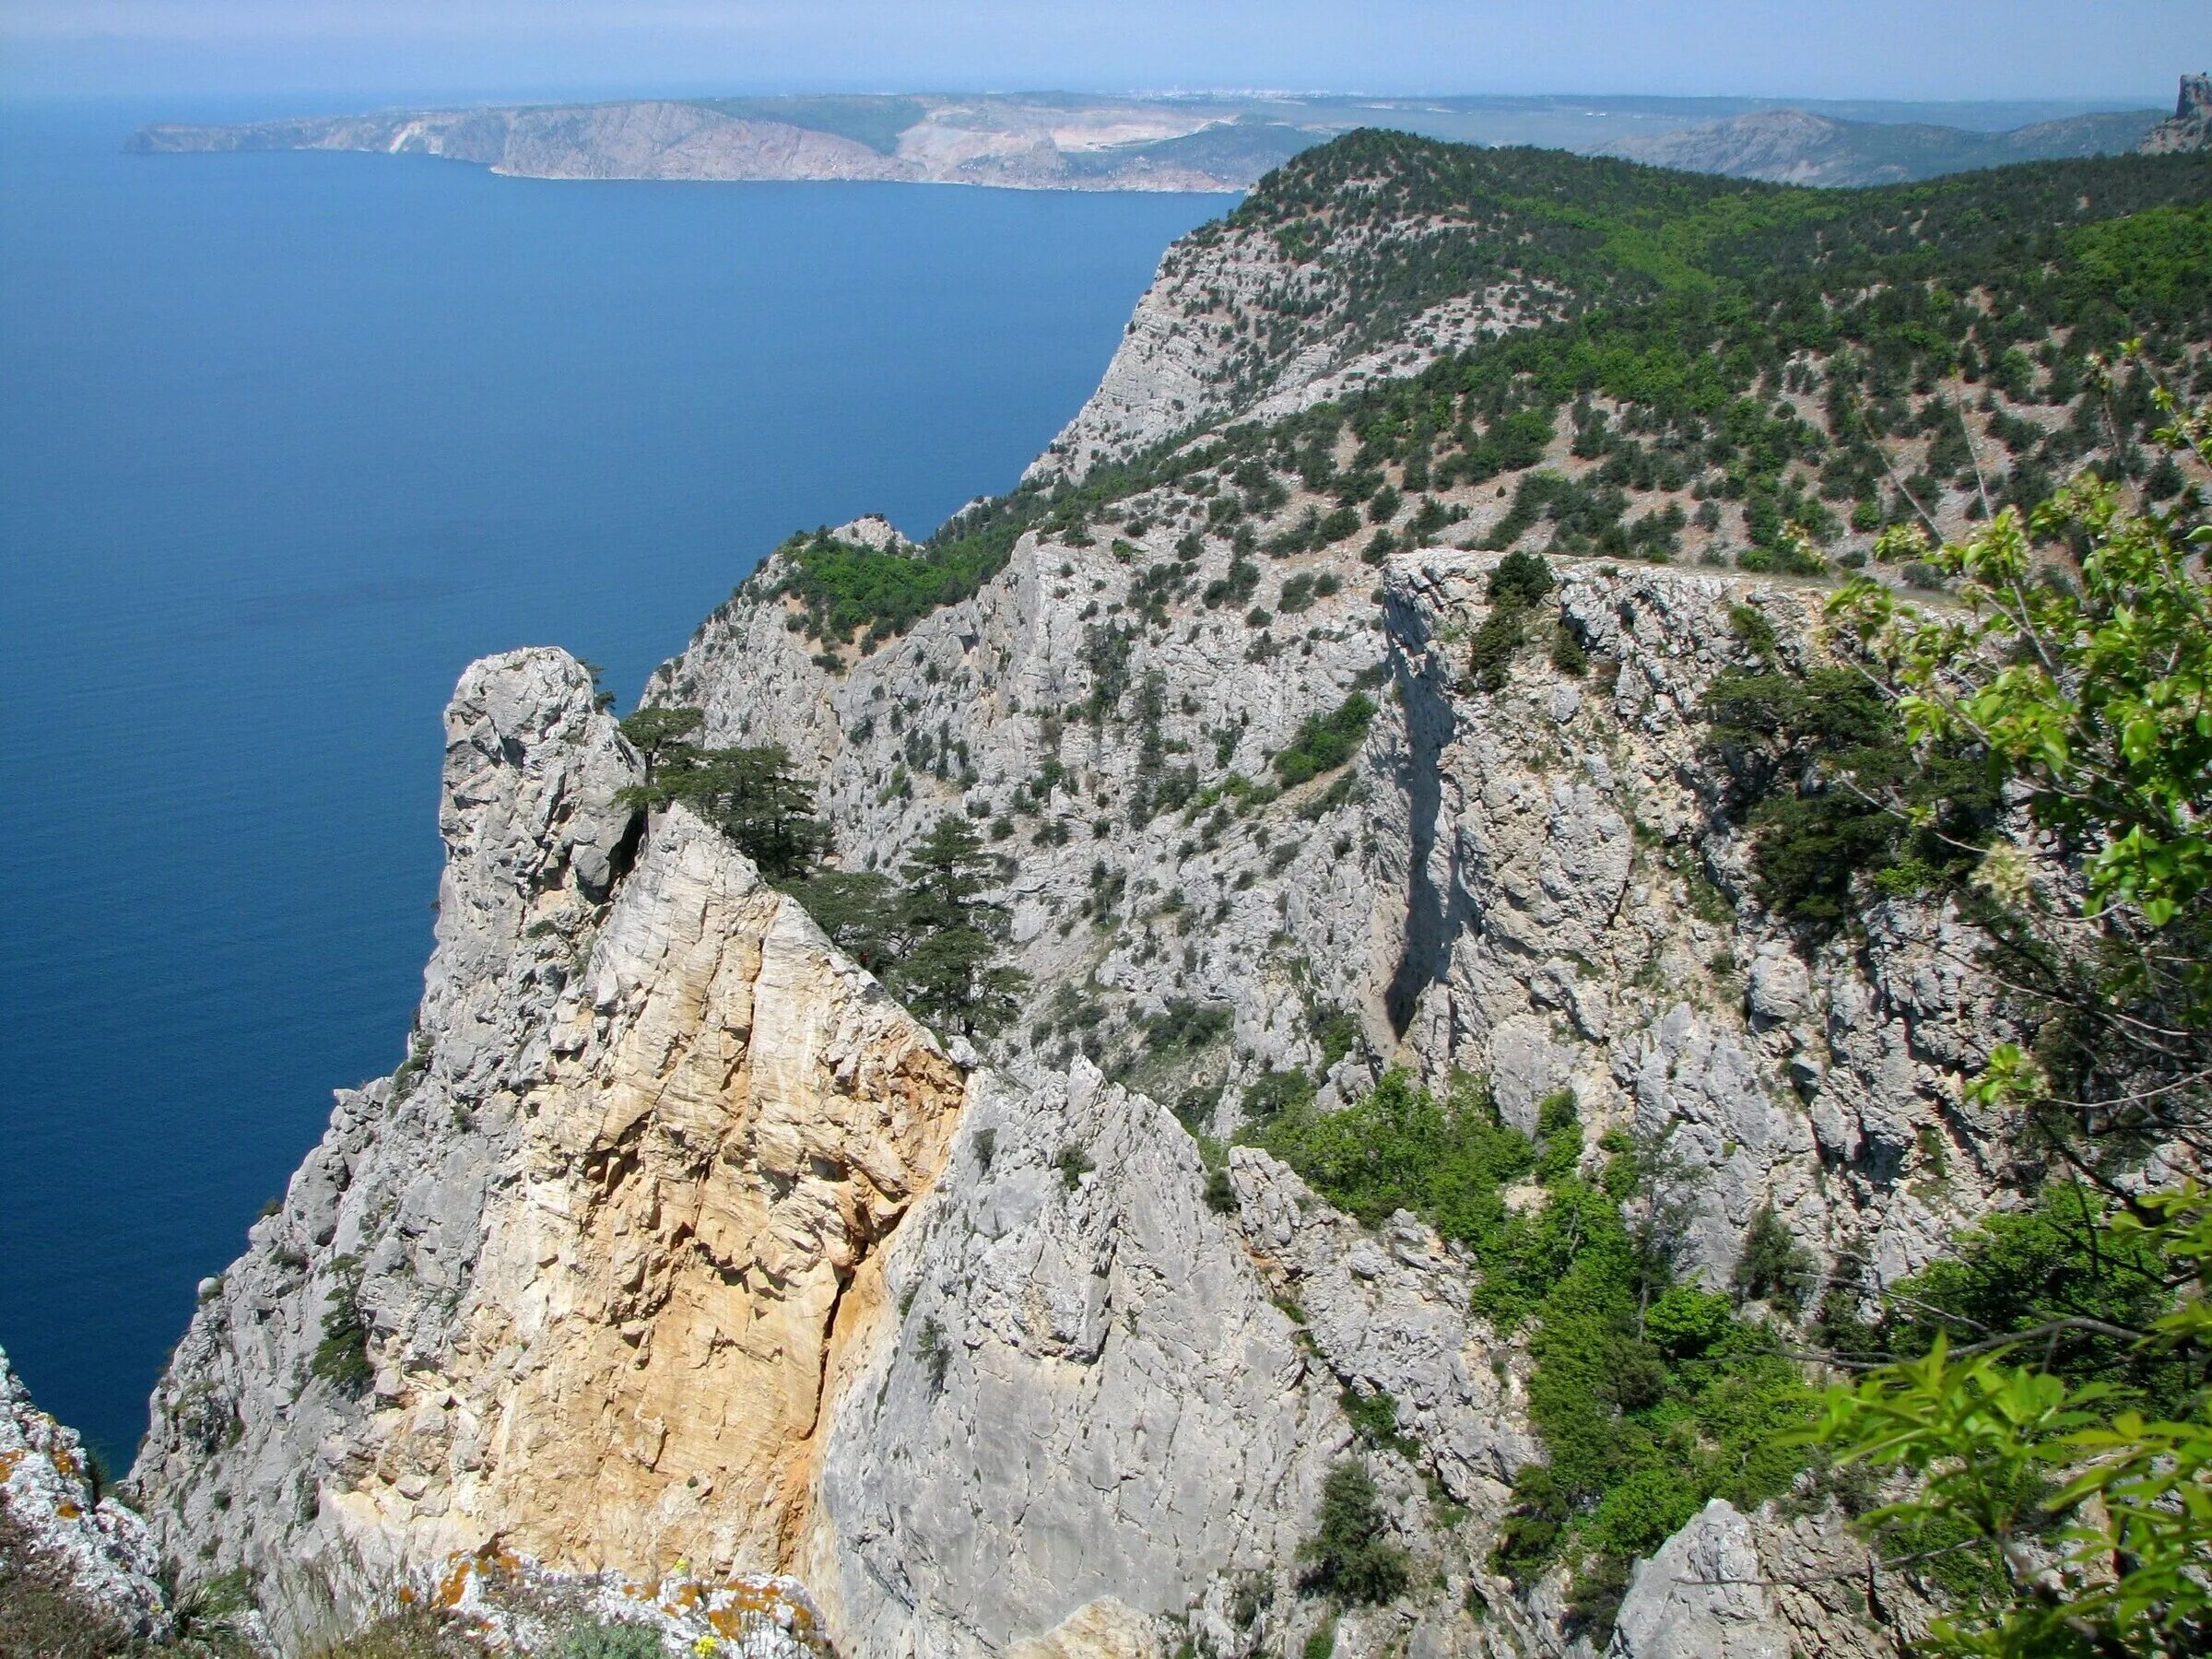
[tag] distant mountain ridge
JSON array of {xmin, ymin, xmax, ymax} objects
[
  {"xmin": 1601, "ymin": 104, "xmax": 2160, "ymax": 185},
  {"xmin": 129, "ymin": 87, "xmax": 2171, "ymax": 194}
]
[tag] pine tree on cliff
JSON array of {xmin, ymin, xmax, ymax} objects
[{"xmin": 895, "ymin": 813, "xmax": 1027, "ymax": 1037}]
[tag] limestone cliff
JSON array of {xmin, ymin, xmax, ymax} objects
[
  {"xmin": 125, "ymin": 97, "xmax": 1327, "ymax": 194},
  {"xmin": 657, "ymin": 530, "xmax": 2018, "ymax": 1295},
  {"xmin": 1, "ymin": 1346, "xmax": 172, "ymax": 1642},
  {"xmin": 132, "ymin": 649, "xmax": 1486, "ymax": 1659},
  {"xmin": 2143, "ymin": 73, "xmax": 2212, "ymax": 154},
  {"xmin": 134, "ymin": 579, "xmax": 1955, "ymax": 1654},
  {"xmin": 1025, "ymin": 215, "xmax": 1560, "ymax": 484},
  {"xmin": 132, "ymin": 650, "xmax": 977, "ymax": 1644}
]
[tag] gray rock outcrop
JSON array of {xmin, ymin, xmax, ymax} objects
[
  {"xmin": 2144, "ymin": 73, "xmax": 2212, "ymax": 154},
  {"xmin": 0, "ymin": 1345, "xmax": 171, "ymax": 1641}
]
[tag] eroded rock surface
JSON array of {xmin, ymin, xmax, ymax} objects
[
  {"xmin": 0, "ymin": 1345, "xmax": 171, "ymax": 1640},
  {"xmin": 134, "ymin": 651, "xmax": 971, "ymax": 1647}
]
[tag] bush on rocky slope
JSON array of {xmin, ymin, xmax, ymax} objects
[
  {"xmin": 1252, "ymin": 1072, "xmax": 1818, "ymax": 1625},
  {"xmin": 1795, "ymin": 382, "xmax": 2212, "ymax": 1657},
  {"xmin": 740, "ymin": 139, "xmax": 2212, "ymax": 657}
]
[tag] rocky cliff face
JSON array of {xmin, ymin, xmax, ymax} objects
[
  {"xmin": 135, "ymin": 549, "xmax": 1972, "ymax": 1659},
  {"xmin": 113, "ymin": 130, "xmax": 2187, "ymax": 1659},
  {"xmin": 2144, "ymin": 73, "xmax": 2212, "ymax": 154},
  {"xmin": 130, "ymin": 534, "xmax": 2024, "ymax": 1659},
  {"xmin": 124, "ymin": 98, "xmax": 1321, "ymax": 194},
  {"xmin": 129, "ymin": 103, "xmax": 915, "ymax": 184},
  {"xmin": 1025, "ymin": 219, "xmax": 1559, "ymax": 484},
  {"xmin": 657, "ymin": 528, "xmax": 2014, "ymax": 1295},
  {"xmin": 131, "ymin": 651, "xmax": 971, "ymax": 1644},
  {"xmin": 1, "ymin": 1347, "xmax": 172, "ymax": 1641}
]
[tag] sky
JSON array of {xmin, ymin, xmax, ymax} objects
[{"xmin": 0, "ymin": 0, "xmax": 2206, "ymax": 104}]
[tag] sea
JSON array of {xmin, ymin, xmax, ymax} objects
[{"xmin": 0, "ymin": 96, "xmax": 1222, "ymax": 1468}]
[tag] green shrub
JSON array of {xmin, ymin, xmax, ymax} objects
[
  {"xmin": 1243, "ymin": 1066, "xmax": 1318, "ymax": 1121},
  {"xmin": 1732, "ymin": 1205, "xmax": 1817, "ymax": 1312},
  {"xmin": 1466, "ymin": 606, "xmax": 1525, "ymax": 691},
  {"xmin": 1275, "ymin": 693, "xmax": 1378, "ymax": 785},
  {"xmin": 1703, "ymin": 664, "xmax": 2000, "ymax": 936},
  {"xmin": 1488, "ymin": 549, "xmax": 1556, "ymax": 608},
  {"xmin": 1643, "ymin": 1284, "xmax": 1733, "ymax": 1356},
  {"xmin": 1204, "ymin": 1165, "xmax": 1236, "ymax": 1214},
  {"xmin": 1881, "ymin": 1183, "xmax": 2189, "ymax": 1410},
  {"xmin": 1343, "ymin": 1387, "xmax": 1418, "ymax": 1459},
  {"xmin": 1317, "ymin": 505, "xmax": 1363, "ymax": 544},
  {"xmin": 1338, "ymin": 1121, "xmax": 1820, "ymax": 1618},
  {"xmin": 1299, "ymin": 1459, "xmax": 1411, "ymax": 1605},
  {"xmin": 1251, "ymin": 1070, "xmax": 1532, "ymax": 1249},
  {"xmin": 1147, "ymin": 999, "xmax": 1233, "ymax": 1052},
  {"xmin": 916, "ymin": 1316, "xmax": 952, "ymax": 1394},
  {"xmin": 1549, "ymin": 623, "xmax": 1588, "ymax": 677},
  {"xmin": 309, "ymin": 1257, "xmax": 373, "ymax": 1394},
  {"xmin": 559, "ymin": 1619, "xmax": 666, "ymax": 1659},
  {"xmin": 1055, "ymin": 1144, "xmax": 1095, "ymax": 1189},
  {"xmin": 772, "ymin": 527, "xmax": 1009, "ymax": 646}
]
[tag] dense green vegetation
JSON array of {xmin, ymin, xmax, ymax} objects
[
  {"xmin": 729, "ymin": 137, "xmax": 2209, "ymax": 654},
  {"xmin": 769, "ymin": 523, "xmax": 1024, "ymax": 652},
  {"xmin": 1273, "ymin": 692, "xmax": 1377, "ymax": 785},
  {"xmin": 1251, "ymin": 1072, "xmax": 1816, "ymax": 1631},
  {"xmin": 1701, "ymin": 652, "xmax": 2001, "ymax": 935},
  {"xmin": 308, "ymin": 1255, "xmax": 372, "ymax": 1394},
  {"xmin": 1467, "ymin": 549, "xmax": 1557, "ymax": 690}
]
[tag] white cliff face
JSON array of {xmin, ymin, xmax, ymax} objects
[
  {"xmin": 806, "ymin": 1060, "xmax": 1333, "ymax": 1659},
  {"xmin": 0, "ymin": 1347, "xmax": 171, "ymax": 1641},
  {"xmin": 128, "ymin": 558, "xmax": 1996, "ymax": 1659},
  {"xmin": 119, "ymin": 375, "xmax": 2032, "ymax": 1659},
  {"xmin": 651, "ymin": 523, "xmax": 1401, "ymax": 1101},
  {"xmin": 658, "ymin": 530, "xmax": 2015, "ymax": 1300},
  {"xmin": 133, "ymin": 650, "xmax": 980, "ymax": 1646},
  {"xmin": 1374, "ymin": 552, "xmax": 2016, "ymax": 1290},
  {"xmin": 1604, "ymin": 1498, "xmax": 1939, "ymax": 1659},
  {"xmin": 129, "ymin": 647, "xmax": 1509, "ymax": 1659},
  {"xmin": 1024, "ymin": 222, "xmax": 1559, "ymax": 485}
]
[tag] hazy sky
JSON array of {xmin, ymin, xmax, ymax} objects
[{"xmin": 3, "ymin": 0, "xmax": 2206, "ymax": 103}]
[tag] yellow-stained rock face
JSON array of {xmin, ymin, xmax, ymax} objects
[{"xmin": 360, "ymin": 812, "xmax": 967, "ymax": 1583}]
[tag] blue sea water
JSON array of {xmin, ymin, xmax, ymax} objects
[{"xmin": 0, "ymin": 97, "xmax": 1221, "ymax": 1468}]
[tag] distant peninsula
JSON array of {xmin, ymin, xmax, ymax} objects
[{"xmin": 129, "ymin": 88, "xmax": 2171, "ymax": 192}]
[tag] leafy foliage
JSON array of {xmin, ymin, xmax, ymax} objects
[
  {"xmin": 1733, "ymin": 1204, "xmax": 1817, "ymax": 1312},
  {"xmin": 1299, "ymin": 1459, "xmax": 1411, "ymax": 1606},
  {"xmin": 1795, "ymin": 384, "xmax": 2212, "ymax": 1657},
  {"xmin": 1702, "ymin": 663, "xmax": 2000, "ymax": 935},
  {"xmin": 1467, "ymin": 551, "xmax": 1558, "ymax": 691},
  {"xmin": 620, "ymin": 709, "xmax": 1025, "ymax": 1035},
  {"xmin": 770, "ymin": 519, "xmax": 1028, "ymax": 651},
  {"xmin": 309, "ymin": 1255, "xmax": 373, "ymax": 1394},
  {"xmin": 1253, "ymin": 1073, "xmax": 1815, "ymax": 1626},
  {"xmin": 889, "ymin": 814, "xmax": 1029, "ymax": 1036},
  {"xmin": 616, "ymin": 721, "xmax": 828, "ymax": 880},
  {"xmin": 1274, "ymin": 692, "xmax": 1378, "ymax": 785}
]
